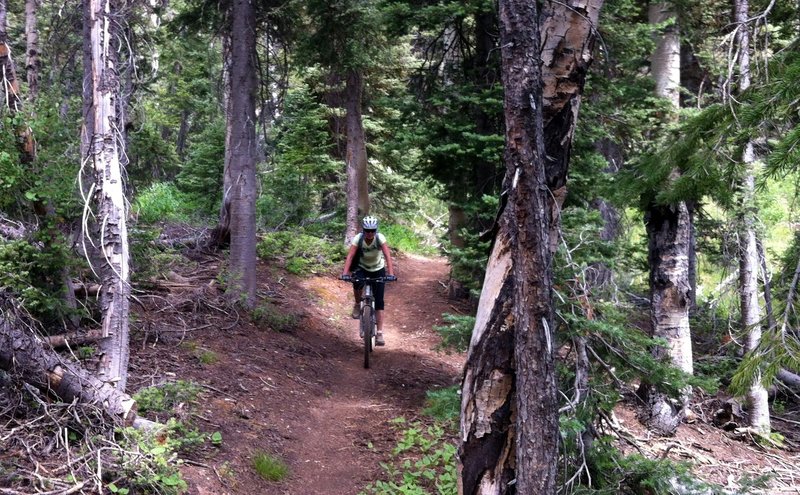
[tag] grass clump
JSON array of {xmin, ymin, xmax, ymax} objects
[
  {"xmin": 422, "ymin": 386, "xmax": 460, "ymax": 423},
  {"xmin": 252, "ymin": 302, "xmax": 298, "ymax": 332},
  {"xmin": 251, "ymin": 451, "xmax": 290, "ymax": 481}
]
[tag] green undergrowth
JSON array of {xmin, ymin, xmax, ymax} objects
[
  {"xmin": 133, "ymin": 182, "xmax": 193, "ymax": 224},
  {"xmin": 379, "ymin": 223, "xmax": 439, "ymax": 256},
  {"xmin": 361, "ymin": 387, "xmax": 460, "ymax": 495},
  {"xmin": 257, "ymin": 230, "xmax": 344, "ymax": 275},
  {"xmin": 115, "ymin": 380, "xmax": 225, "ymax": 493}
]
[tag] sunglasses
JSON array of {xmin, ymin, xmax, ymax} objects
[{"xmin": 364, "ymin": 229, "xmax": 377, "ymax": 233}]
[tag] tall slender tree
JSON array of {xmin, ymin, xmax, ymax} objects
[
  {"xmin": 223, "ymin": 0, "xmax": 259, "ymax": 306},
  {"xmin": 81, "ymin": 0, "xmax": 131, "ymax": 390},
  {"xmin": 25, "ymin": 0, "xmax": 39, "ymax": 100},
  {"xmin": 733, "ymin": 0, "xmax": 770, "ymax": 434},
  {"xmin": 639, "ymin": 1, "xmax": 694, "ymax": 436}
]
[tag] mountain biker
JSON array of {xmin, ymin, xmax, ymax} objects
[{"xmin": 342, "ymin": 216, "xmax": 396, "ymax": 346}]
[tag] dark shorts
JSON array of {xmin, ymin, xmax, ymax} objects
[{"xmin": 353, "ymin": 268, "xmax": 386, "ymax": 310}]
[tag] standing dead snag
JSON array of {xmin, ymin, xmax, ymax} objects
[
  {"xmin": 458, "ymin": 1, "xmax": 603, "ymax": 493},
  {"xmin": 81, "ymin": 0, "xmax": 132, "ymax": 391}
]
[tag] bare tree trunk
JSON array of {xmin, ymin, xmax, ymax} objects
[
  {"xmin": 649, "ymin": 3, "xmax": 680, "ymax": 108},
  {"xmin": 223, "ymin": 0, "xmax": 259, "ymax": 307},
  {"xmin": 639, "ymin": 2, "xmax": 693, "ymax": 436},
  {"xmin": 345, "ymin": 69, "xmax": 369, "ymax": 225},
  {"xmin": 502, "ymin": 1, "xmax": 556, "ymax": 491},
  {"xmin": 82, "ymin": 0, "xmax": 131, "ymax": 391},
  {"xmin": 0, "ymin": 0, "xmax": 35, "ymax": 164},
  {"xmin": 733, "ymin": 0, "xmax": 770, "ymax": 434},
  {"xmin": 211, "ymin": 31, "xmax": 233, "ymax": 248},
  {"xmin": 458, "ymin": 1, "xmax": 603, "ymax": 493},
  {"xmin": 25, "ymin": 0, "xmax": 39, "ymax": 100},
  {"xmin": 447, "ymin": 205, "xmax": 469, "ymax": 299}
]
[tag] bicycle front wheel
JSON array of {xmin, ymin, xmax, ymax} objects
[{"xmin": 361, "ymin": 305, "xmax": 374, "ymax": 369}]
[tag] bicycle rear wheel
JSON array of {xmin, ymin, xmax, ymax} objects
[{"xmin": 361, "ymin": 305, "xmax": 374, "ymax": 368}]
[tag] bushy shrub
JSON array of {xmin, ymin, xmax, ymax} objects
[
  {"xmin": 433, "ymin": 313, "xmax": 475, "ymax": 353},
  {"xmin": 0, "ymin": 237, "xmax": 74, "ymax": 325},
  {"xmin": 134, "ymin": 380, "xmax": 202, "ymax": 416},
  {"xmin": 133, "ymin": 182, "xmax": 189, "ymax": 224},
  {"xmin": 379, "ymin": 223, "xmax": 438, "ymax": 256},
  {"xmin": 256, "ymin": 230, "xmax": 344, "ymax": 275}
]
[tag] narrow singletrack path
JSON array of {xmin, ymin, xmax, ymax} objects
[{"xmin": 149, "ymin": 254, "xmax": 466, "ymax": 494}]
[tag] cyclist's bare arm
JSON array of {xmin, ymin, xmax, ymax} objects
[
  {"xmin": 343, "ymin": 244, "xmax": 358, "ymax": 276},
  {"xmin": 381, "ymin": 242, "xmax": 395, "ymax": 277}
]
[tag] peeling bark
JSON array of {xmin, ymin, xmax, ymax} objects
[
  {"xmin": 458, "ymin": 1, "xmax": 603, "ymax": 493},
  {"xmin": 82, "ymin": 0, "xmax": 131, "ymax": 390}
]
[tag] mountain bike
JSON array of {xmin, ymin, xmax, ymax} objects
[{"xmin": 341, "ymin": 274, "xmax": 396, "ymax": 369}]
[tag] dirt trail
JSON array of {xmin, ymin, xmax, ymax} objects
[{"xmin": 133, "ymin": 253, "xmax": 467, "ymax": 494}]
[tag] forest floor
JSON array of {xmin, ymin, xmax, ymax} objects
[
  {"xmin": 4, "ymin": 244, "xmax": 800, "ymax": 494},
  {"xmin": 124, "ymin": 246, "xmax": 800, "ymax": 494},
  {"xmin": 128, "ymin": 250, "xmax": 468, "ymax": 495}
]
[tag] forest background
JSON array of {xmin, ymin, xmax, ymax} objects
[{"xmin": 2, "ymin": 0, "xmax": 800, "ymax": 493}]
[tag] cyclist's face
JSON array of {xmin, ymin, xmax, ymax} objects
[{"xmin": 364, "ymin": 229, "xmax": 376, "ymax": 238}]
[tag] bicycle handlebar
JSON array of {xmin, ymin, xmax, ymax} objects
[{"xmin": 340, "ymin": 274, "xmax": 397, "ymax": 283}]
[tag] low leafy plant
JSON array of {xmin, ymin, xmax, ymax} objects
[
  {"xmin": 251, "ymin": 451, "xmax": 290, "ymax": 481},
  {"xmin": 112, "ymin": 426, "xmax": 189, "ymax": 495},
  {"xmin": 133, "ymin": 182, "xmax": 189, "ymax": 224},
  {"xmin": 133, "ymin": 380, "xmax": 202, "ymax": 415},
  {"xmin": 361, "ymin": 418, "xmax": 457, "ymax": 495}
]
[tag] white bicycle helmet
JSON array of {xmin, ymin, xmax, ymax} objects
[{"xmin": 362, "ymin": 216, "xmax": 379, "ymax": 230}]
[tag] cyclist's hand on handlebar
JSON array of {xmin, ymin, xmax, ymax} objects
[
  {"xmin": 340, "ymin": 274, "xmax": 352, "ymax": 281},
  {"xmin": 386, "ymin": 275, "xmax": 397, "ymax": 282}
]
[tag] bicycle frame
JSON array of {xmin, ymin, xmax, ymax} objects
[{"xmin": 342, "ymin": 275, "xmax": 395, "ymax": 368}]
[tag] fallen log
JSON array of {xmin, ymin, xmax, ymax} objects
[
  {"xmin": 0, "ymin": 300, "xmax": 136, "ymax": 425},
  {"xmin": 777, "ymin": 369, "xmax": 800, "ymax": 392},
  {"xmin": 45, "ymin": 329, "xmax": 104, "ymax": 349}
]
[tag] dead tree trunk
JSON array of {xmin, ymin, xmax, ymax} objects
[
  {"xmin": 735, "ymin": 0, "xmax": 769, "ymax": 432},
  {"xmin": 0, "ymin": 0, "xmax": 36, "ymax": 164},
  {"xmin": 82, "ymin": 0, "xmax": 131, "ymax": 390},
  {"xmin": 0, "ymin": 298, "xmax": 136, "ymax": 423},
  {"xmin": 458, "ymin": 1, "xmax": 603, "ymax": 493},
  {"xmin": 345, "ymin": 68, "xmax": 369, "ymax": 242},
  {"xmin": 25, "ymin": 0, "xmax": 39, "ymax": 101}
]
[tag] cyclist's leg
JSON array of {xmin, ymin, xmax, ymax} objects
[
  {"xmin": 371, "ymin": 269, "xmax": 386, "ymax": 345},
  {"xmin": 351, "ymin": 268, "xmax": 366, "ymax": 319}
]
